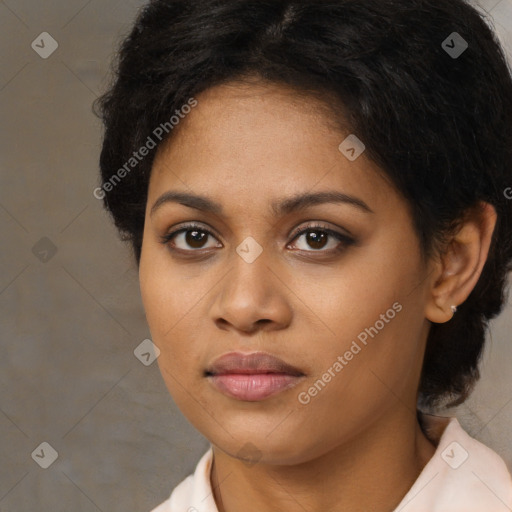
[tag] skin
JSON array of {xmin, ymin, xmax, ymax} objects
[{"xmin": 138, "ymin": 78, "xmax": 497, "ymax": 512}]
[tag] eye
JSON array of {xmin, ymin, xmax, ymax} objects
[
  {"xmin": 288, "ymin": 222, "xmax": 355, "ymax": 253},
  {"xmin": 160, "ymin": 222, "xmax": 355, "ymax": 255},
  {"xmin": 160, "ymin": 223, "xmax": 221, "ymax": 252}
]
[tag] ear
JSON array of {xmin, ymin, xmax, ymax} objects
[{"xmin": 425, "ymin": 201, "xmax": 497, "ymax": 324}]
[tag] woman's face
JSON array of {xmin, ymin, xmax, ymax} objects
[{"xmin": 139, "ymin": 80, "xmax": 433, "ymax": 465}]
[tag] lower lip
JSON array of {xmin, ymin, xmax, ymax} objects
[{"xmin": 207, "ymin": 373, "xmax": 304, "ymax": 401}]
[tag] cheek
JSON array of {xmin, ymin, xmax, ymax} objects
[
  {"xmin": 310, "ymin": 232, "xmax": 419, "ymax": 331},
  {"xmin": 139, "ymin": 256, "xmax": 169, "ymax": 333},
  {"xmin": 139, "ymin": 250, "xmax": 207, "ymax": 383},
  {"xmin": 139, "ymin": 245, "xmax": 190, "ymax": 333},
  {"xmin": 299, "ymin": 230, "xmax": 425, "ymax": 389}
]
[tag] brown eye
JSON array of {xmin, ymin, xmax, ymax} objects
[
  {"xmin": 160, "ymin": 224, "xmax": 221, "ymax": 251},
  {"xmin": 184, "ymin": 229, "xmax": 208, "ymax": 249},
  {"xmin": 289, "ymin": 224, "xmax": 355, "ymax": 253},
  {"xmin": 303, "ymin": 230, "xmax": 329, "ymax": 250}
]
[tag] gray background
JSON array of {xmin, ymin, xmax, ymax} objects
[{"xmin": 0, "ymin": 1, "xmax": 511, "ymax": 511}]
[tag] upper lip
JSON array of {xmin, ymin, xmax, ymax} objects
[{"xmin": 205, "ymin": 351, "xmax": 304, "ymax": 376}]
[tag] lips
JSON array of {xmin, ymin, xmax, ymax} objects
[
  {"xmin": 205, "ymin": 351, "xmax": 304, "ymax": 377},
  {"xmin": 205, "ymin": 352, "xmax": 305, "ymax": 401}
]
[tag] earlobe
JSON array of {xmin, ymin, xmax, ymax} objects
[
  {"xmin": 424, "ymin": 201, "xmax": 497, "ymax": 324},
  {"xmin": 425, "ymin": 295, "xmax": 459, "ymax": 324}
]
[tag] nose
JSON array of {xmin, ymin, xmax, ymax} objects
[{"xmin": 210, "ymin": 249, "xmax": 293, "ymax": 335}]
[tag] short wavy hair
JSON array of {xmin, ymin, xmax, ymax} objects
[{"xmin": 94, "ymin": 0, "xmax": 512, "ymax": 409}]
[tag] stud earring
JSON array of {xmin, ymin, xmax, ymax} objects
[{"xmin": 450, "ymin": 305, "xmax": 458, "ymax": 314}]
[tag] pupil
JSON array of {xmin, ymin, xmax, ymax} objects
[
  {"xmin": 307, "ymin": 231, "xmax": 327, "ymax": 249},
  {"xmin": 186, "ymin": 230, "xmax": 206, "ymax": 248}
]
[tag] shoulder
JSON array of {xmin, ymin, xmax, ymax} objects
[{"xmin": 395, "ymin": 414, "xmax": 512, "ymax": 511}]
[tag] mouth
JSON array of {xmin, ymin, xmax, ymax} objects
[{"xmin": 205, "ymin": 351, "xmax": 306, "ymax": 401}]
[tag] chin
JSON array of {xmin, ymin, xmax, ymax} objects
[{"xmin": 207, "ymin": 424, "xmax": 320, "ymax": 466}]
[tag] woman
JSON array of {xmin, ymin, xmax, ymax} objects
[{"xmin": 94, "ymin": 0, "xmax": 512, "ymax": 510}]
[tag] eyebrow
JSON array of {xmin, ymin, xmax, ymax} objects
[{"xmin": 150, "ymin": 190, "xmax": 374, "ymax": 217}]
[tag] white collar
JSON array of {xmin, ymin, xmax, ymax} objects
[{"xmin": 152, "ymin": 414, "xmax": 512, "ymax": 512}]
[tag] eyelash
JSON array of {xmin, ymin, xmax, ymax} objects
[{"xmin": 159, "ymin": 222, "xmax": 355, "ymax": 256}]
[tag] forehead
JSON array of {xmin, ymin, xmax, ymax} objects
[
  {"xmin": 155, "ymin": 80, "xmax": 344, "ymax": 159},
  {"xmin": 148, "ymin": 80, "xmax": 399, "ymax": 218}
]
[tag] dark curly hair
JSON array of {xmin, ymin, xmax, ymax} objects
[{"xmin": 94, "ymin": 0, "xmax": 512, "ymax": 410}]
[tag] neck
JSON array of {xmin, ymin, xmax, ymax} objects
[{"xmin": 210, "ymin": 409, "xmax": 436, "ymax": 512}]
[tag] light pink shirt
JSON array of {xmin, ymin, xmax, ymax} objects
[{"xmin": 150, "ymin": 414, "xmax": 512, "ymax": 511}]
